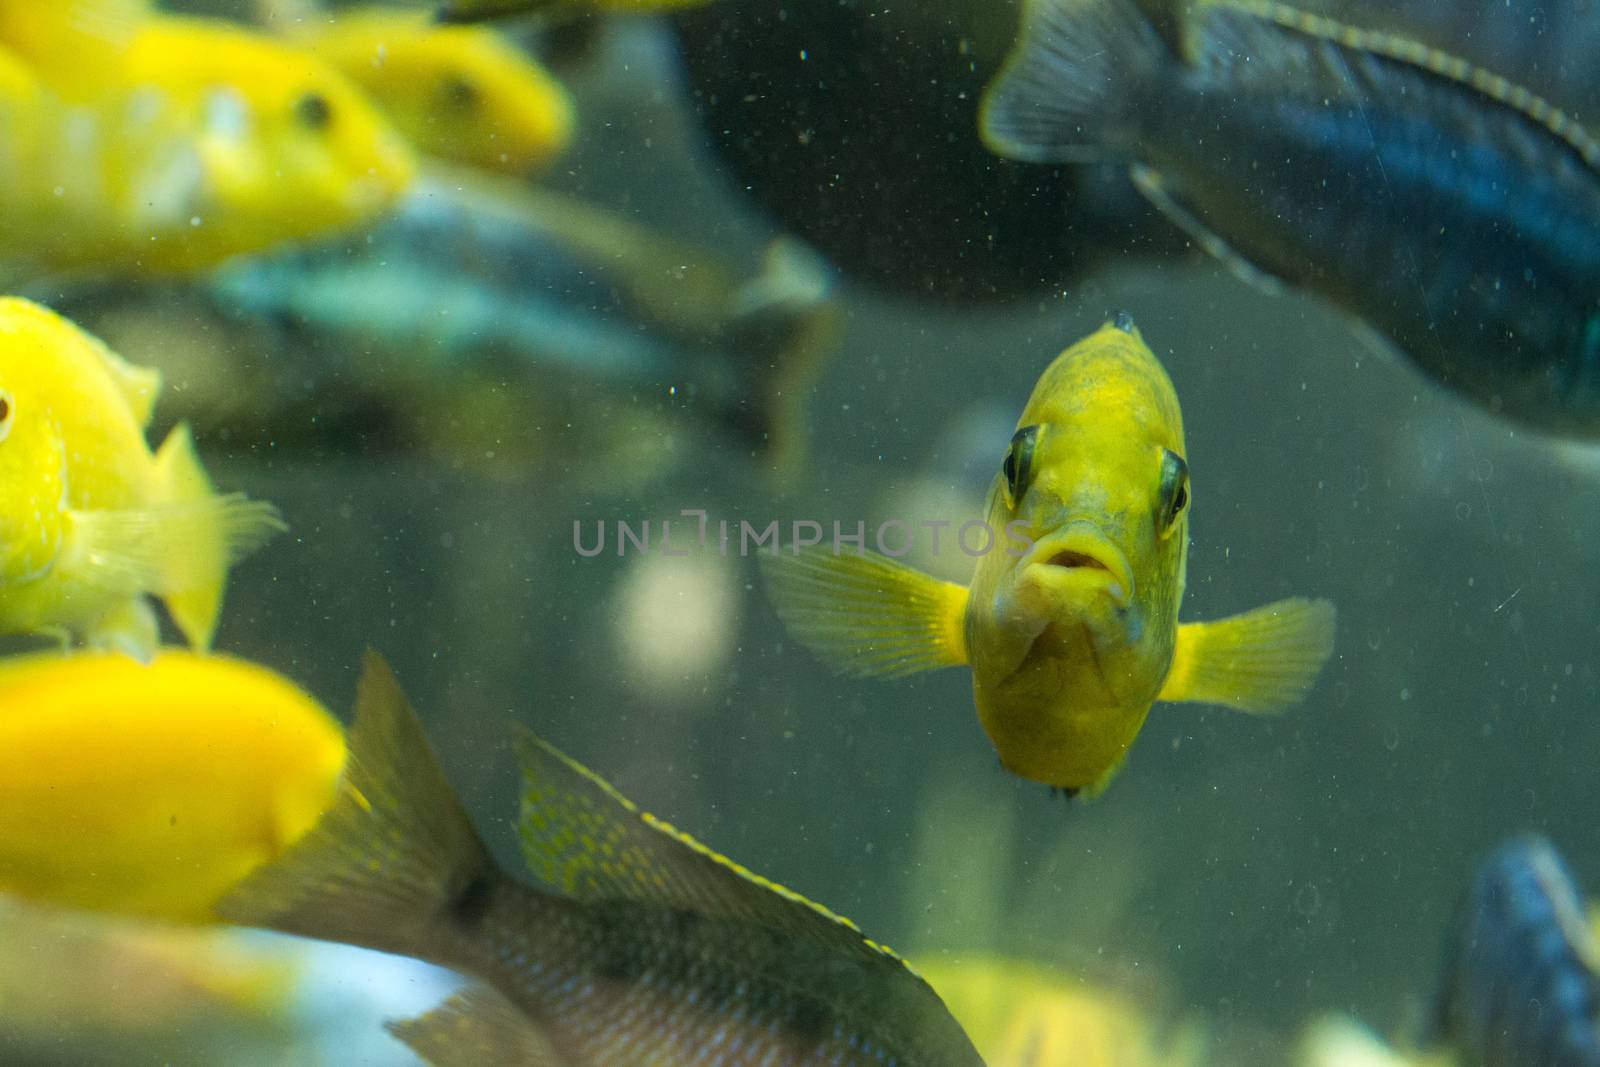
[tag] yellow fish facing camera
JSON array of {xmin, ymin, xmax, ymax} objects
[{"xmin": 764, "ymin": 317, "xmax": 1336, "ymax": 797}]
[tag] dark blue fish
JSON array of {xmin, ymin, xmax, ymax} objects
[
  {"xmin": 981, "ymin": 0, "xmax": 1600, "ymax": 437},
  {"xmin": 1432, "ymin": 835, "xmax": 1600, "ymax": 1067}
]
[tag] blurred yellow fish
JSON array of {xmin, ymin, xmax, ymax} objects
[
  {"xmin": 916, "ymin": 955, "xmax": 1206, "ymax": 1067},
  {"xmin": 0, "ymin": 1, "xmax": 415, "ymax": 272},
  {"xmin": 763, "ymin": 316, "xmax": 1336, "ymax": 796},
  {"xmin": 293, "ymin": 7, "xmax": 574, "ymax": 174},
  {"xmin": 0, "ymin": 649, "xmax": 344, "ymax": 923},
  {"xmin": 0, "ymin": 298, "xmax": 283, "ymax": 654},
  {"xmin": 438, "ymin": 0, "xmax": 714, "ymax": 22}
]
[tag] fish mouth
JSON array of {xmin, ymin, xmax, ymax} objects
[{"xmin": 1019, "ymin": 523, "xmax": 1134, "ymax": 608}]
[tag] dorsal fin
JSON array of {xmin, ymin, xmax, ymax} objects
[
  {"xmin": 514, "ymin": 730, "xmax": 906, "ymax": 966},
  {"xmin": 88, "ymin": 337, "xmax": 161, "ymax": 428},
  {"xmin": 1193, "ymin": 0, "xmax": 1600, "ymax": 168}
]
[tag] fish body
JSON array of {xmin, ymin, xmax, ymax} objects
[
  {"xmin": 295, "ymin": 8, "xmax": 574, "ymax": 174},
  {"xmin": 0, "ymin": 298, "xmax": 282, "ymax": 653},
  {"xmin": 205, "ymin": 171, "xmax": 839, "ymax": 467},
  {"xmin": 220, "ymin": 653, "xmax": 984, "ymax": 1066},
  {"xmin": 982, "ymin": 0, "xmax": 1600, "ymax": 436},
  {"xmin": 762, "ymin": 319, "xmax": 1335, "ymax": 794},
  {"xmin": 1430, "ymin": 835, "xmax": 1600, "ymax": 1067},
  {"xmin": 0, "ymin": 3, "xmax": 415, "ymax": 273},
  {"xmin": 219, "ymin": 655, "xmax": 979, "ymax": 1062},
  {"xmin": 0, "ymin": 650, "xmax": 344, "ymax": 923}
]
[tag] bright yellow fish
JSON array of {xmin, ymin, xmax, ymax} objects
[
  {"xmin": 0, "ymin": 297, "xmax": 284, "ymax": 654},
  {"xmin": 0, "ymin": 650, "xmax": 345, "ymax": 923},
  {"xmin": 763, "ymin": 317, "xmax": 1336, "ymax": 796},
  {"xmin": 294, "ymin": 7, "xmax": 575, "ymax": 174},
  {"xmin": 0, "ymin": 2, "xmax": 416, "ymax": 273}
]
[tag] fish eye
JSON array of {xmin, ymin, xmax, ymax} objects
[
  {"xmin": 440, "ymin": 73, "xmax": 481, "ymax": 113},
  {"xmin": 1157, "ymin": 448, "xmax": 1189, "ymax": 535},
  {"xmin": 0, "ymin": 390, "xmax": 11, "ymax": 443},
  {"xmin": 294, "ymin": 91, "xmax": 334, "ymax": 131},
  {"xmin": 1002, "ymin": 424, "xmax": 1042, "ymax": 507}
]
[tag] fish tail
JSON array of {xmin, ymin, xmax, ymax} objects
[
  {"xmin": 720, "ymin": 238, "xmax": 840, "ymax": 473},
  {"xmin": 760, "ymin": 547, "xmax": 970, "ymax": 678},
  {"xmin": 151, "ymin": 423, "xmax": 285, "ymax": 651},
  {"xmin": 216, "ymin": 652, "xmax": 504, "ymax": 969},
  {"xmin": 980, "ymin": 0, "xmax": 1169, "ymax": 164},
  {"xmin": 1159, "ymin": 597, "xmax": 1337, "ymax": 713}
]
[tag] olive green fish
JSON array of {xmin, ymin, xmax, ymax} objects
[{"xmin": 218, "ymin": 653, "xmax": 984, "ymax": 1067}]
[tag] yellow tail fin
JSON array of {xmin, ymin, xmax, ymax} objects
[
  {"xmin": 152, "ymin": 424, "xmax": 285, "ymax": 650},
  {"xmin": 1159, "ymin": 597, "xmax": 1336, "ymax": 713},
  {"xmin": 759, "ymin": 548, "xmax": 969, "ymax": 677}
]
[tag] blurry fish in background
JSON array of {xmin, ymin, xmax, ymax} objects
[
  {"xmin": 193, "ymin": 170, "xmax": 839, "ymax": 473},
  {"xmin": 1429, "ymin": 835, "xmax": 1600, "ymax": 1067},
  {"xmin": 0, "ymin": 650, "xmax": 343, "ymax": 924},
  {"xmin": 220, "ymin": 653, "xmax": 986, "ymax": 1065},
  {"xmin": 0, "ymin": 896, "xmax": 454, "ymax": 1066},
  {"xmin": 439, "ymin": 0, "xmax": 715, "ymax": 23},
  {"xmin": 982, "ymin": 0, "xmax": 1600, "ymax": 438},
  {"xmin": 1297, "ymin": 836, "xmax": 1600, "ymax": 1067},
  {"xmin": 763, "ymin": 318, "xmax": 1336, "ymax": 797},
  {"xmin": 275, "ymin": 4, "xmax": 576, "ymax": 174},
  {"xmin": 916, "ymin": 955, "xmax": 1208, "ymax": 1067},
  {"xmin": 667, "ymin": 0, "xmax": 1187, "ymax": 303},
  {"xmin": 0, "ymin": 298, "xmax": 282, "ymax": 655},
  {"xmin": 0, "ymin": 0, "xmax": 415, "ymax": 275},
  {"xmin": 902, "ymin": 763, "xmax": 1211, "ymax": 1065}
]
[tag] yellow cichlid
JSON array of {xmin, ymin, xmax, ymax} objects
[
  {"xmin": 0, "ymin": 649, "xmax": 345, "ymax": 924},
  {"xmin": 437, "ymin": 0, "xmax": 714, "ymax": 23},
  {"xmin": 0, "ymin": 297, "xmax": 284, "ymax": 655},
  {"xmin": 915, "ymin": 955, "xmax": 1206, "ymax": 1067},
  {"xmin": 763, "ymin": 316, "xmax": 1336, "ymax": 796},
  {"xmin": 0, "ymin": 2, "xmax": 416, "ymax": 273},
  {"xmin": 294, "ymin": 8, "xmax": 574, "ymax": 174}
]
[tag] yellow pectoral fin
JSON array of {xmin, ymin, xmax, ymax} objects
[
  {"xmin": 1160, "ymin": 598, "xmax": 1337, "ymax": 714},
  {"xmin": 759, "ymin": 547, "xmax": 969, "ymax": 678}
]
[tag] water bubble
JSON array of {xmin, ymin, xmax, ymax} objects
[{"xmin": 1293, "ymin": 882, "xmax": 1322, "ymax": 916}]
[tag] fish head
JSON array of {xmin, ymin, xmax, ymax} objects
[
  {"xmin": 0, "ymin": 300, "xmax": 73, "ymax": 583},
  {"xmin": 145, "ymin": 21, "xmax": 416, "ymax": 260},
  {"xmin": 969, "ymin": 318, "xmax": 1189, "ymax": 713},
  {"xmin": 314, "ymin": 15, "xmax": 575, "ymax": 174}
]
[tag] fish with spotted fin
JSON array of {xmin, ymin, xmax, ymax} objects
[
  {"xmin": 218, "ymin": 652, "xmax": 984, "ymax": 1066},
  {"xmin": 982, "ymin": 0, "xmax": 1600, "ymax": 437}
]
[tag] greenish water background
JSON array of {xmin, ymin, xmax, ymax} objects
[{"xmin": 7, "ymin": 9, "xmax": 1600, "ymax": 1064}]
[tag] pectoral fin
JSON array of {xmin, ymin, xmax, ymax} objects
[
  {"xmin": 1160, "ymin": 597, "xmax": 1336, "ymax": 713},
  {"xmin": 388, "ymin": 986, "xmax": 564, "ymax": 1067},
  {"xmin": 759, "ymin": 547, "xmax": 969, "ymax": 677}
]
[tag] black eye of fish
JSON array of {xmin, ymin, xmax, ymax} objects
[
  {"xmin": 441, "ymin": 74, "xmax": 481, "ymax": 112},
  {"xmin": 294, "ymin": 91, "xmax": 334, "ymax": 130},
  {"xmin": 0, "ymin": 391, "xmax": 11, "ymax": 442},
  {"xmin": 1003, "ymin": 424, "xmax": 1041, "ymax": 506},
  {"xmin": 1158, "ymin": 448, "xmax": 1189, "ymax": 533}
]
